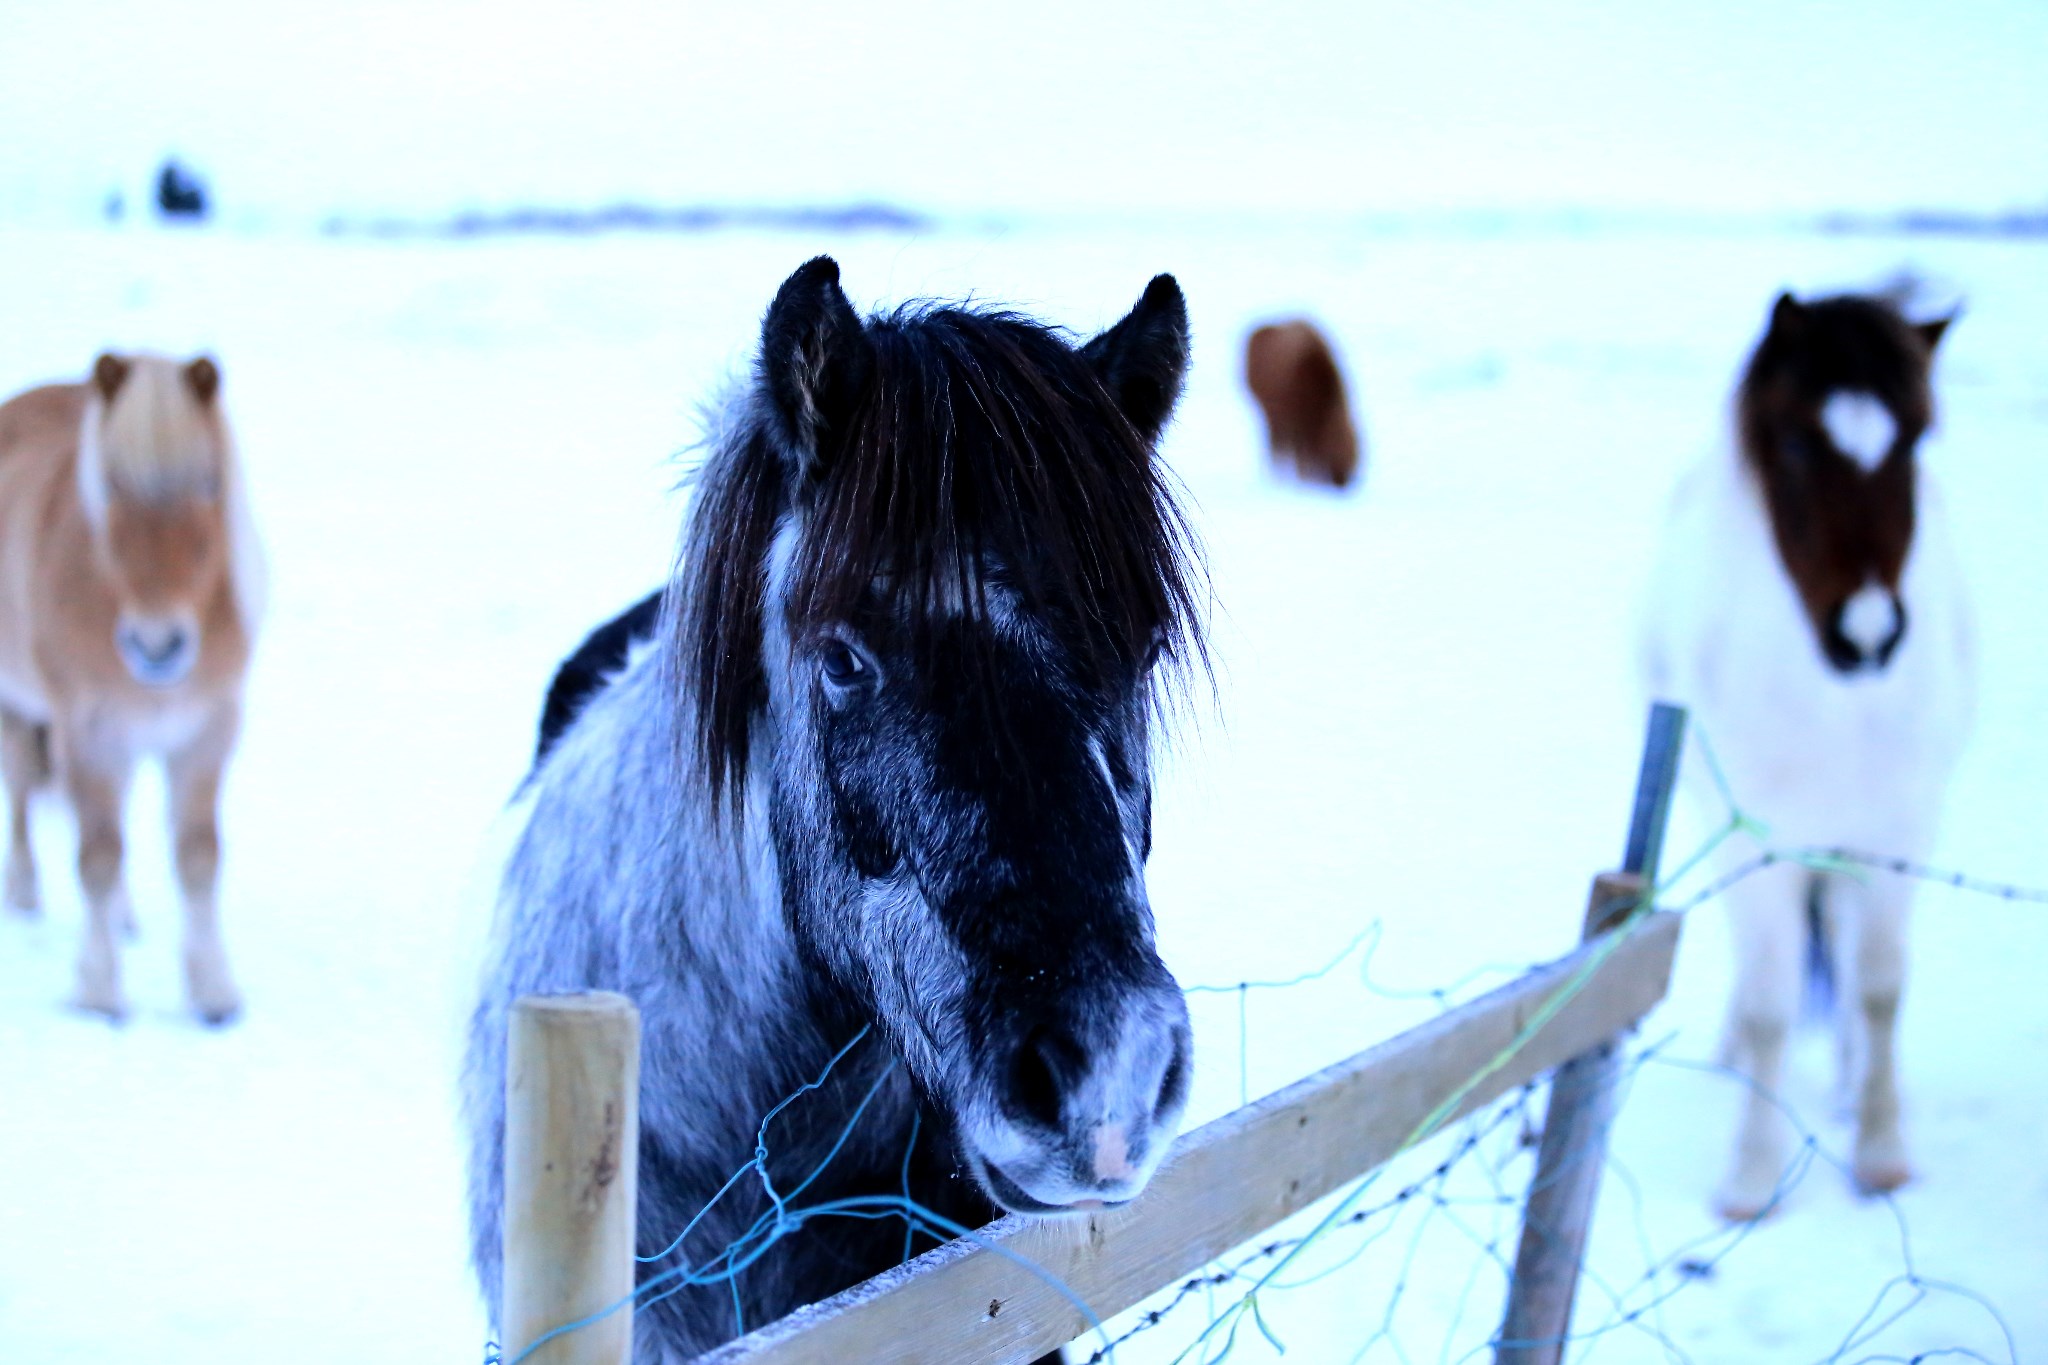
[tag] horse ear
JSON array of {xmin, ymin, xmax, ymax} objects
[
  {"xmin": 1916, "ymin": 311, "xmax": 1957, "ymax": 353},
  {"xmin": 185, "ymin": 355, "xmax": 220, "ymax": 403},
  {"xmin": 92, "ymin": 353, "xmax": 131, "ymax": 403},
  {"xmin": 758, "ymin": 255, "xmax": 871, "ymax": 486},
  {"xmin": 1083, "ymin": 274, "xmax": 1190, "ymax": 447},
  {"xmin": 1768, "ymin": 291, "xmax": 1806, "ymax": 336}
]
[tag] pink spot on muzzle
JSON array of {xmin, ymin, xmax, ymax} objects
[{"xmin": 1091, "ymin": 1123, "xmax": 1136, "ymax": 1183}]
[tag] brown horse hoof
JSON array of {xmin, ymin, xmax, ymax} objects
[
  {"xmin": 69, "ymin": 992, "xmax": 130, "ymax": 1024},
  {"xmin": 185, "ymin": 958, "xmax": 241, "ymax": 1026},
  {"xmin": 195, "ymin": 1001, "xmax": 242, "ymax": 1028}
]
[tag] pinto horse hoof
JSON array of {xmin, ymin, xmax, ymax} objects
[
  {"xmin": 1712, "ymin": 1176, "xmax": 1782, "ymax": 1224},
  {"xmin": 1713, "ymin": 1197, "xmax": 1772, "ymax": 1224},
  {"xmin": 1853, "ymin": 1160, "xmax": 1912, "ymax": 1197}
]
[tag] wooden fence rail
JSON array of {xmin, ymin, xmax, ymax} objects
[{"xmin": 700, "ymin": 912, "xmax": 1679, "ymax": 1364}]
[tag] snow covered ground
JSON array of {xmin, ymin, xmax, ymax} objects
[{"xmin": 0, "ymin": 218, "xmax": 2043, "ymax": 1363}]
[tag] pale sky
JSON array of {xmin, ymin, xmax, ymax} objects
[{"xmin": 3, "ymin": 0, "xmax": 2043, "ymax": 223}]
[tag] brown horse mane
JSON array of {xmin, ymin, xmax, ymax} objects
[{"xmin": 86, "ymin": 354, "xmax": 228, "ymax": 500}]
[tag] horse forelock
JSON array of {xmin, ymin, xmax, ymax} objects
[
  {"xmin": 78, "ymin": 354, "xmax": 267, "ymax": 634},
  {"xmin": 87, "ymin": 357, "xmax": 229, "ymax": 500},
  {"xmin": 1738, "ymin": 296, "xmax": 1936, "ymax": 581},
  {"xmin": 675, "ymin": 304, "xmax": 1209, "ymax": 818}
]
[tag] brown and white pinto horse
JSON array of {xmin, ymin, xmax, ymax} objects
[
  {"xmin": 1244, "ymin": 319, "xmax": 1362, "ymax": 488},
  {"xmin": 0, "ymin": 354, "xmax": 264, "ymax": 1023},
  {"xmin": 1642, "ymin": 292, "xmax": 1972, "ymax": 1219}
]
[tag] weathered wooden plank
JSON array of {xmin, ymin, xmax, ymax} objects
[
  {"xmin": 504, "ymin": 992, "xmax": 642, "ymax": 1365},
  {"xmin": 698, "ymin": 911, "xmax": 1681, "ymax": 1365}
]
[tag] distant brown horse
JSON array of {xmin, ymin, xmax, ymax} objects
[
  {"xmin": 0, "ymin": 354, "xmax": 264, "ymax": 1022},
  {"xmin": 1244, "ymin": 319, "xmax": 1362, "ymax": 488}
]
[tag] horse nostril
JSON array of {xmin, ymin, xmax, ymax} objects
[
  {"xmin": 1154, "ymin": 1030, "xmax": 1192, "ymax": 1120},
  {"xmin": 1835, "ymin": 584, "xmax": 1903, "ymax": 670},
  {"xmin": 1005, "ymin": 1026, "xmax": 1079, "ymax": 1130},
  {"xmin": 117, "ymin": 622, "xmax": 196, "ymax": 678}
]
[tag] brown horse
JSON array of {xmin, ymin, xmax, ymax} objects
[
  {"xmin": 1244, "ymin": 318, "xmax": 1362, "ymax": 488},
  {"xmin": 0, "ymin": 353, "xmax": 264, "ymax": 1023}
]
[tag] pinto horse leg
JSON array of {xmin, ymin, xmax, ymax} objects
[
  {"xmin": 1715, "ymin": 860, "xmax": 1805, "ymax": 1221},
  {"xmin": 1840, "ymin": 875, "xmax": 1911, "ymax": 1195},
  {"xmin": 58, "ymin": 724, "xmax": 133, "ymax": 1020},
  {"xmin": 167, "ymin": 704, "xmax": 241, "ymax": 1025},
  {"xmin": 0, "ymin": 708, "xmax": 47, "ymax": 915}
]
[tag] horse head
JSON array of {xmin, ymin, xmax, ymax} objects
[
  {"xmin": 680, "ymin": 257, "xmax": 1204, "ymax": 1215},
  {"xmin": 1738, "ymin": 292, "xmax": 1953, "ymax": 675},
  {"xmin": 79, "ymin": 352, "xmax": 237, "ymax": 688}
]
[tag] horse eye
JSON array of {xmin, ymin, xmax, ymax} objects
[
  {"xmin": 819, "ymin": 639, "xmax": 869, "ymax": 692},
  {"xmin": 1143, "ymin": 629, "xmax": 1167, "ymax": 671}
]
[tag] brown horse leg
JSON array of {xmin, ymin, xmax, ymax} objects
[
  {"xmin": 58, "ymin": 724, "xmax": 133, "ymax": 1020},
  {"xmin": 167, "ymin": 703, "xmax": 241, "ymax": 1025},
  {"xmin": 0, "ymin": 707, "xmax": 48, "ymax": 915}
]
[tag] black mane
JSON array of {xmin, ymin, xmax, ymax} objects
[
  {"xmin": 534, "ymin": 590, "xmax": 665, "ymax": 763},
  {"xmin": 678, "ymin": 300, "xmax": 1208, "ymax": 810}
]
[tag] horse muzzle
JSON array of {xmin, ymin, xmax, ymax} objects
[
  {"xmin": 1822, "ymin": 584, "xmax": 1906, "ymax": 675},
  {"xmin": 116, "ymin": 616, "xmax": 200, "ymax": 687},
  {"xmin": 964, "ymin": 982, "xmax": 1192, "ymax": 1216}
]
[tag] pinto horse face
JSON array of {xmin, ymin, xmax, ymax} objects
[
  {"xmin": 1738, "ymin": 293, "xmax": 1952, "ymax": 675},
  {"xmin": 687, "ymin": 258, "xmax": 1202, "ymax": 1216}
]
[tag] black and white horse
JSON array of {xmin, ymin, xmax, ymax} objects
[{"xmin": 466, "ymin": 258, "xmax": 1206, "ymax": 1359}]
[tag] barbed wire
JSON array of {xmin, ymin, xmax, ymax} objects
[
  {"xmin": 1076, "ymin": 1036, "xmax": 2018, "ymax": 1365},
  {"xmin": 1666, "ymin": 845, "xmax": 2048, "ymax": 915}
]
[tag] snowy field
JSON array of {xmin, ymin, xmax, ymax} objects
[{"xmin": 0, "ymin": 218, "xmax": 2043, "ymax": 1363}]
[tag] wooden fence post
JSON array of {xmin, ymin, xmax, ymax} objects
[
  {"xmin": 502, "ymin": 991, "xmax": 642, "ymax": 1365},
  {"xmin": 1496, "ymin": 703, "xmax": 1686, "ymax": 1364}
]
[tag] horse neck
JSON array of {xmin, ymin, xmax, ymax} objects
[
  {"xmin": 219, "ymin": 444, "xmax": 267, "ymax": 636},
  {"xmin": 517, "ymin": 643, "xmax": 808, "ymax": 1050}
]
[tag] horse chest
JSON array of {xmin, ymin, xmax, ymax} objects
[
  {"xmin": 1647, "ymin": 458, "xmax": 1970, "ymax": 840},
  {"xmin": 78, "ymin": 695, "xmax": 214, "ymax": 755}
]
